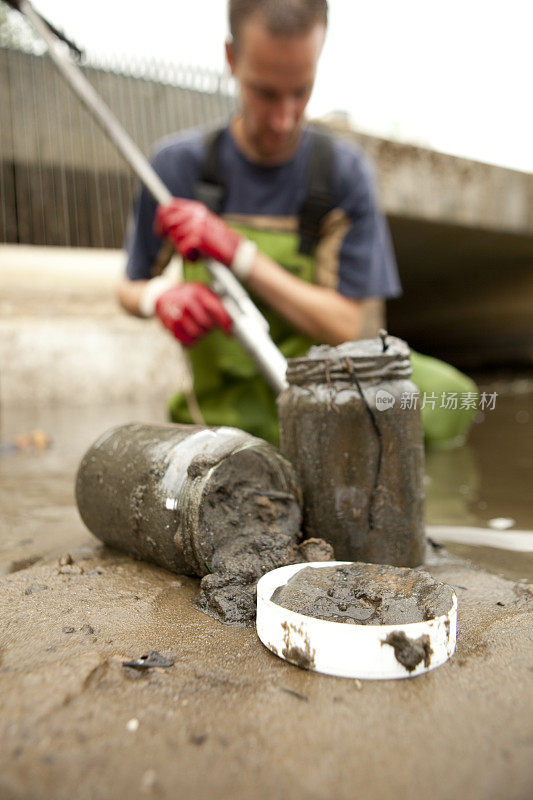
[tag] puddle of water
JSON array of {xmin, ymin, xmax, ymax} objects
[
  {"xmin": 439, "ymin": 542, "xmax": 533, "ymax": 584},
  {"xmin": 1, "ymin": 388, "xmax": 531, "ymax": 581},
  {"xmin": 0, "ymin": 403, "xmax": 167, "ymax": 574},
  {"xmin": 425, "ymin": 389, "xmax": 533, "ymax": 581}
]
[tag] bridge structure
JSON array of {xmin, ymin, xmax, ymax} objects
[{"xmin": 323, "ymin": 121, "xmax": 533, "ymax": 367}]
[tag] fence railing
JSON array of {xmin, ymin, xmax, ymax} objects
[{"xmin": 0, "ymin": 46, "xmax": 237, "ymax": 248}]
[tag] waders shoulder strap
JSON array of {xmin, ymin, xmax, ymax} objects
[
  {"xmin": 194, "ymin": 128, "xmax": 226, "ymax": 212},
  {"xmin": 195, "ymin": 127, "xmax": 336, "ymax": 253},
  {"xmin": 297, "ymin": 130, "xmax": 335, "ymax": 255}
]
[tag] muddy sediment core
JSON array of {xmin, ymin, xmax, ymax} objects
[
  {"xmin": 271, "ymin": 563, "xmax": 454, "ymax": 625},
  {"xmin": 193, "ymin": 464, "xmax": 334, "ymax": 626},
  {"xmin": 278, "ymin": 336, "xmax": 426, "ymax": 566},
  {"xmin": 76, "ymin": 423, "xmax": 333, "ymax": 626}
]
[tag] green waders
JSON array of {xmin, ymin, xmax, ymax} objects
[
  {"xmin": 410, "ymin": 350, "xmax": 477, "ymax": 448},
  {"xmin": 169, "ymin": 222, "xmax": 477, "ymax": 448}
]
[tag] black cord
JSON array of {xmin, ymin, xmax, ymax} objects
[
  {"xmin": 40, "ymin": 14, "xmax": 84, "ymax": 61},
  {"xmin": 344, "ymin": 357, "xmax": 383, "ymax": 532}
]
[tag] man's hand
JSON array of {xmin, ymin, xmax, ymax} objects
[
  {"xmin": 155, "ymin": 282, "xmax": 232, "ymax": 346},
  {"xmin": 155, "ymin": 199, "xmax": 257, "ymax": 280}
]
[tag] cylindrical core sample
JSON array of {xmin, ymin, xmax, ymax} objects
[
  {"xmin": 277, "ymin": 335, "xmax": 425, "ymax": 566},
  {"xmin": 75, "ymin": 423, "xmax": 302, "ymax": 576}
]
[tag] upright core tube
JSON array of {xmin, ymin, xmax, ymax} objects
[{"xmin": 277, "ymin": 336, "xmax": 426, "ymax": 566}]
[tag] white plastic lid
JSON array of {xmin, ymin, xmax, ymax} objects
[{"xmin": 256, "ymin": 561, "xmax": 457, "ymax": 680}]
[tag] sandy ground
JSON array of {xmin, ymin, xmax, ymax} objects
[
  {"xmin": 1, "ymin": 402, "xmax": 532, "ymax": 800},
  {"xmin": 0, "ymin": 543, "xmax": 532, "ymax": 800},
  {"xmin": 1, "ymin": 247, "xmax": 532, "ymax": 798}
]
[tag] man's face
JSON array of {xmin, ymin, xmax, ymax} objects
[{"xmin": 226, "ymin": 16, "xmax": 326, "ymax": 163}]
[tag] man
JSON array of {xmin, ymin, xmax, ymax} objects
[{"xmin": 119, "ymin": 0, "xmax": 475, "ymax": 446}]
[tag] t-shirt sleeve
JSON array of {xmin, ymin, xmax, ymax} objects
[
  {"xmin": 334, "ymin": 144, "xmax": 401, "ymax": 299},
  {"xmin": 123, "ymin": 134, "xmax": 204, "ymax": 280},
  {"xmin": 124, "ymin": 180, "xmax": 160, "ymax": 280}
]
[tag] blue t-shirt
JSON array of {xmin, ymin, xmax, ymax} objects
[{"xmin": 125, "ymin": 125, "xmax": 401, "ymax": 300}]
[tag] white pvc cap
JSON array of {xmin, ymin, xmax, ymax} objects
[{"xmin": 256, "ymin": 562, "xmax": 457, "ymax": 681}]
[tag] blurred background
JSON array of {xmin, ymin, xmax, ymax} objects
[{"xmin": 2, "ymin": 0, "xmax": 532, "ymax": 366}]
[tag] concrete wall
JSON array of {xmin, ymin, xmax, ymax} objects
[
  {"xmin": 317, "ymin": 120, "xmax": 533, "ymax": 236},
  {"xmin": 0, "ymin": 245, "xmax": 190, "ymax": 409}
]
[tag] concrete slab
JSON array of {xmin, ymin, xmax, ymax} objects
[{"xmin": 0, "ymin": 245, "xmax": 189, "ymax": 407}]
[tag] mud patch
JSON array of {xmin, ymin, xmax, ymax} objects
[
  {"xmin": 195, "ymin": 531, "xmax": 334, "ymax": 628},
  {"xmin": 122, "ymin": 651, "xmax": 175, "ymax": 670},
  {"xmin": 193, "ymin": 448, "xmax": 334, "ymax": 627},
  {"xmin": 8, "ymin": 555, "xmax": 42, "ymax": 573},
  {"xmin": 271, "ymin": 563, "xmax": 454, "ymax": 625},
  {"xmin": 193, "ymin": 459, "xmax": 304, "ymax": 626},
  {"xmin": 382, "ymin": 631, "xmax": 433, "ymax": 672},
  {"xmin": 280, "ymin": 621, "xmax": 316, "ymax": 670}
]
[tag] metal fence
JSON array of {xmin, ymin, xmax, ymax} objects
[{"xmin": 0, "ymin": 45, "xmax": 237, "ymax": 248}]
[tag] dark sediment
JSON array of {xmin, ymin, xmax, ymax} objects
[
  {"xmin": 195, "ymin": 467, "xmax": 335, "ymax": 625},
  {"xmin": 197, "ymin": 536, "xmax": 334, "ymax": 627},
  {"xmin": 271, "ymin": 563, "xmax": 454, "ymax": 625},
  {"xmin": 296, "ymin": 538, "xmax": 335, "ymax": 562},
  {"xmin": 195, "ymin": 470, "xmax": 303, "ymax": 626},
  {"xmin": 186, "ymin": 443, "xmax": 335, "ymax": 626},
  {"xmin": 382, "ymin": 631, "xmax": 433, "ymax": 672}
]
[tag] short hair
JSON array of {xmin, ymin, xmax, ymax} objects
[{"xmin": 229, "ymin": 0, "xmax": 328, "ymax": 49}]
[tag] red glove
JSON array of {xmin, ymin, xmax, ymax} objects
[
  {"xmin": 155, "ymin": 282, "xmax": 232, "ymax": 346},
  {"xmin": 155, "ymin": 199, "xmax": 257, "ymax": 280},
  {"xmin": 155, "ymin": 198, "xmax": 240, "ymax": 265}
]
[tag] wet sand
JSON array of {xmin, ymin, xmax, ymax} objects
[
  {"xmin": 1, "ymin": 251, "xmax": 532, "ymax": 799},
  {"xmin": 1, "ymin": 401, "xmax": 532, "ymax": 800},
  {"xmin": 1, "ymin": 542, "xmax": 532, "ymax": 800}
]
